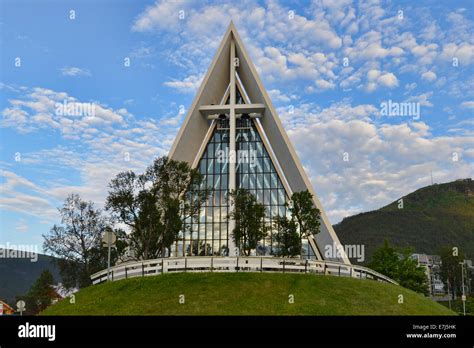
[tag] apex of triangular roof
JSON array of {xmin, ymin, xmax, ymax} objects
[{"xmin": 226, "ymin": 20, "xmax": 240, "ymax": 39}]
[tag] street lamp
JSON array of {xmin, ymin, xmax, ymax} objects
[{"xmin": 103, "ymin": 227, "xmax": 116, "ymax": 282}]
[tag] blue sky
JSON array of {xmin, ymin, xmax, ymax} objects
[{"xmin": 1, "ymin": 0, "xmax": 473, "ymax": 252}]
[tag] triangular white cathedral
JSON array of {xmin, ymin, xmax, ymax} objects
[{"xmin": 169, "ymin": 22, "xmax": 349, "ymax": 264}]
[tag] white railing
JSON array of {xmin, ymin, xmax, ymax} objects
[{"xmin": 90, "ymin": 256, "xmax": 398, "ymax": 286}]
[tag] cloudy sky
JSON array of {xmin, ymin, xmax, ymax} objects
[{"xmin": 1, "ymin": 0, "xmax": 473, "ymax": 251}]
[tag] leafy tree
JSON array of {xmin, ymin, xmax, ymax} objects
[
  {"xmin": 273, "ymin": 216, "xmax": 300, "ymax": 257},
  {"xmin": 106, "ymin": 156, "xmax": 208, "ymax": 260},
  {"xmin": 19, "ymin": 270, "xmax": 56, "ymax": 315},
  {"xmin": 438, "ymin": 246, "xmax": 465, "ymax": 300},
  {"xmin": 368, "ymin": 240, "xmax": 429, "ymax": 295},
  {"xmin": 229, "ymin": 189, "xmax": 267, "ymax": 256},
  {"xmin": 288, "ymin": 190, "xmax": 321, "ymax": 239},
  {"xmin": 271, "ymin": 190, "xmax": 321, "ymax": 258},
  {"xmin": 43, "ymin": 194, "xmax": 107, "ymax": 288}
]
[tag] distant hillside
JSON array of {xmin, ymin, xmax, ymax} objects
[
  {"xmin": 335, "ymin": 179, "xmax": 474, "ymax": 264},
  {"xmin": 0, "ymin": 250, "xmax": 62, "ymax": 305}
]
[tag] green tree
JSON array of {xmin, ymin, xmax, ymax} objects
[
  {"xmin": 43, "ymin": 194, "xmax": 107, "ymax": 288},
  {"xmin": 438, "ymin": 246, "xmax": 465, "ymax": 300},
  {"xmin": 19, "ymin": 270, "xmax": 55, "ymax": 315},
  {"xmin": 368, "ymin": 240, "xmax": 429, "ymax": 295},
  {"xmin": 273, "ymin": 216, "xmax": 300, "ymax": 257},
  {"xmin": 229, "ymin": 189, "xmax": 267, "ymax": 256},
  {"xmin": 288, "ymin": 190, "xmax": 321, "ymax": 239},
  {"xmin": 106, "ymin": 156, "xmax": 208, "ymax": 260}
]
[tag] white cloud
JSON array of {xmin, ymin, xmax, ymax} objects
[
  {"xmin": 281, "ymin": 102, "xmax": 474, "ymax": 223},
  {"xmin": 421, "ymin": 71, "xmax": 437, "ymax": 82},
  {"xmin": 366, "ymin": 69, "xmax": 398, "ymax": 92},
  {"xmin": 440, "ymin": 42, "xmax": 474, "ymax": 65},
  {"xmin": 461, "ymin": 101, "xmax": 474, "ymax": 109},
  {"xmin": 0, "ymin": 86, "xmax": 177, "ymax": 220},
  {"xmin": 163, "ymin": 74, "xmax": 204, "ymax": 93},
  {"xmin": 131, "ymin": 0, "xmax": 188, "ymax": 32},
  {"xmin": 268, "ymin": 89, "xmax": 297, "ymax": 103},
  {"xmin": 405, "ymin": 92, "xmax": 434, "ymax": 107},
  {"xmin": 60, "ymin": 67, "xmax": 91, "ymax": 77}
]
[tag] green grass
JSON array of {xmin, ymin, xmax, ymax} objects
[{"xmin": 42, "ymin": 273, "xmax": 455, "ymax": 315}]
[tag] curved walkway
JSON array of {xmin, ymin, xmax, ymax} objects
[{"xmin": 91, "ymin": 256, "xmax": 398, "ymax": 286}]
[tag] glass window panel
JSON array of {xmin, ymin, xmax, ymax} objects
[
  {"xmin": 271, "ymin": 172, "xmax": 278, "ymax": 188},
  {"xmin": 213, "ymin": 241, "xmax": 220, "ymax": 255},
  {"xmin": 256, "ymin": 142, "xmax": 263, "ymax": 156},
  {"xmin": 256, "ymin": 175, "xmax": 262, "ymax": 189},
  {"xmin": 222, "ymin": 173, "xmax": 228, "ymax": 188},
  {"xmin": 241, "ymin": 173, "xmax": 248, "ymax": 189},
  {"xmin": 271, "ymin": 205, "xmax": 278, "ymax": 217},
  {"xmin": 264, "ymin": 173, "xmax": 270, "ymax": 189},
  {"xmin": 264, "ymin": 157, "xmax": 271, "ymax": 172},
  {"xmin": 207, "ymin": 158, "xmax": 214, "ymax": 173},
  {"xmin": 249, "ymin": 175, "xmax": 255, "ymax": 189},
  {"xmin": 206, "ymin": 206, "xmax": 213, "ymax": 220},
  {"xmin": 271, "ymin": 190, "xmax": 278, "ymax": 205},
  {"xmin": 264, "ymin": 190, "xmax": 270, "ymax": 205},
  {"xmin": 278, "ymin": 189, "xmax": 285, "ymax": 205},
  {"xmin": 203, "ymin": 224, "xmax": 211, "ymax": 238},
  {"xmin": 256, "ymin": 158, "xmax": 263, "ymax": 173},
  {"xmin": 256, "ymin": 190, "xmax": 263, "ymax": 202},
  {"xmin": 249, "ymin": 160, "xmax": 256, "ymax": 174},
  {"xmin": 221, "ymin": 206, "xmax": 228, "ymax": 220},
  {"xmin": 213, "ymin": 206, "xmax": 220, "ymax": 221},
  {"xmin": 221, "ymin": 222, "xmax": 227, "ymax": 235},
  {"xmin": 214, "ymin": 175, "xmax": 220, "ymax": 189},
  {"xmin": 214, "ymin": 191, "xmax": 220, "ymax": 205}
]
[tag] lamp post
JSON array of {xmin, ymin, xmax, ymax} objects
[
  {"xmin": 103, "ymin": 228, "xmax": 116, "ymax": 282},
  {"xmin": 459, "ymin": 261, "xmax": 466, "ymax": 316}
]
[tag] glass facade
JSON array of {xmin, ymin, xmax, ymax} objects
[{"xmin": 170, "ymin": 88, "xmax": 314, "ymax": 258}]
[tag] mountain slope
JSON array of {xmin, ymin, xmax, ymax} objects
[
  {"xmin": 0, "ymin": 250, "xmax": 62, "ymax": 305},
  {"xmin": 335, "ymin": 179, "xmax": 474, "ymax": 263},
  {"xmin": 42, "ymin": 273, "xmax": 454, "ymax": 315}
]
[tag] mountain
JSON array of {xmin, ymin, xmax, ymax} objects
[
  {"xmin": 335, "ymin": 178, "xmax": 474, "ymax": 264},
  {"xmin": 0, "ymin": 250, "xmax": 62, "ymax": 305}
]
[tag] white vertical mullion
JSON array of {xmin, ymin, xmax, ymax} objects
[{"xmin": 228, "ymin": 38, "xmax": 237, "ymax": 257}]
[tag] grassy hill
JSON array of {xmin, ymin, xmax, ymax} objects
[
  {"xmin": 335, "ymin": 179, "xmax": 474, "ymax": 263},
  {"xmin": 42, "ymin": 273, "xmax": 454, "ymax": 315},
  {"xmin": 0, "ymin": 250, "xmax": 62, "ymax": 305}
]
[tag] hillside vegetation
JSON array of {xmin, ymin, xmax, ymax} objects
[
  {"xmin": 335, "ymin": 179, "xmax": 474, "ymax": 263},
  {"xmin": 42, "ymin": 273, "xmax": 454, "ymax": 315},
  {"xmin": 0, "ymin": 251, "xmax": 62, "ymax": 305}
]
